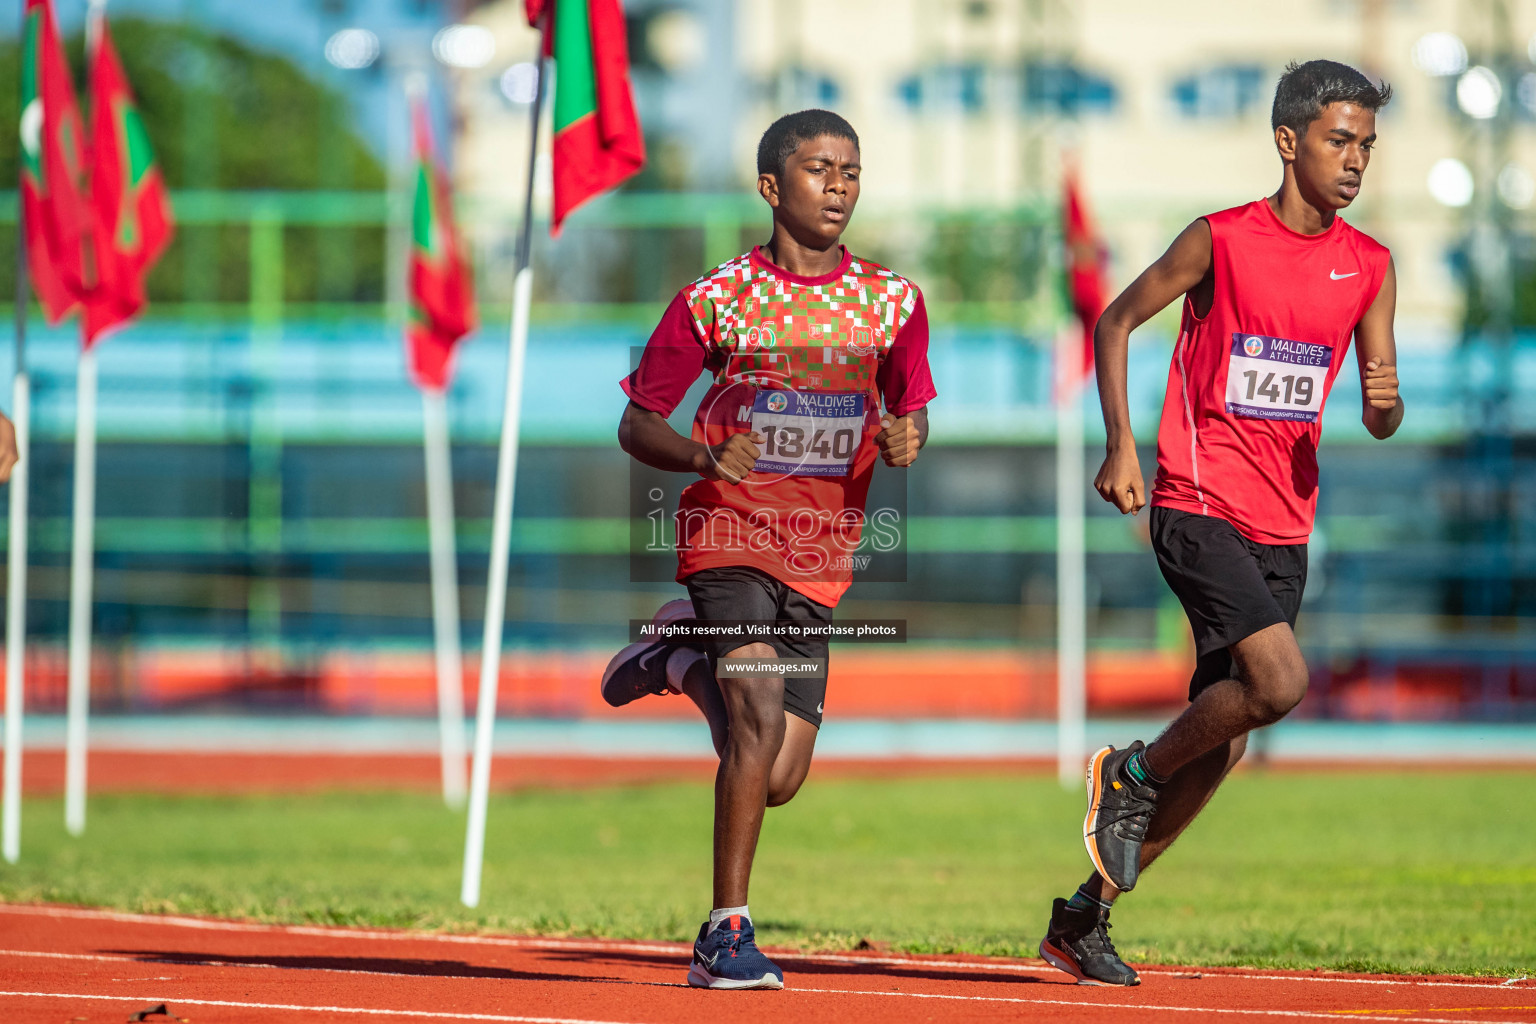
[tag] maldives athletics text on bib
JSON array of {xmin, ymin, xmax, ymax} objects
[
  {"xmin": 749, "ymin": 389, "xmax": 867, "ymax": 477},
  {"xmin": 1224, "ymin": 332, "xmax": 1331, "ymax": 423}
]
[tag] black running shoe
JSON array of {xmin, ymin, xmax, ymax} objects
[
  {"xmin": 1083, "ymin": 741, "xmax": 1159, "ymax": 892},
  {"xmin": 600, "ymin": 599, "xmax": 695, "ymax": 708},
  {"xmin": 1038, "ymin": 897, "xmax": 1140, "ymax": 986}
]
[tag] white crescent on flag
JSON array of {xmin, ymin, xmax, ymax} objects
[{"xmin": 19, "ymin": 99, "xmax": 42, "ymax": 158}]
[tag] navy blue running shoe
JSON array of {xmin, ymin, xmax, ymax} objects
[
  {"xmin": 600, "ymin": 599, "xmax": 695, "ymax": 708},
  {"xmin": 686, "ymin": 915, "xmax": 784, "ymax": 990}
]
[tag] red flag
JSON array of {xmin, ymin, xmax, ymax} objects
[
  {"xmin": 19, "ymin": 0, "xmax": 90, "ymax": 323},
  {"xmin": 82, "ymin": 19, "xmax": 175, "ymax": 347},
  {"xmin": 525, "ymin": 0, "xmax": 645, "ymax": 234},
  {"xmin": 1062, "ymin": 165, "xmax": 1108, "ymax": 394},
  {"xmin": 406, "ymin": 99, "xmax": 477, "ymax": 391}
]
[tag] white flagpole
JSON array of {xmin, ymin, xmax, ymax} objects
[
  {"xmin": 423, "ymin": 388, "xmax": 467, "ymax": 808},
  {"xmin": 4, "ymin": 149, "xmax": 33, "ymax": 863},
  {"xmin": 461, "ymin": 16, "xmax": 547, "ymax": 909},
  {"xmin": 1055, "ymin": 330, "xmax": 1088, "ymax": 789},
  {"xmin": 64, "ymin": 347, "xmax": 97, "ymax": 835},
  {"xmin": 404, "ymin": 72, "xmax": 467, "ymax": 810},
  {"xmin": 3, "ymin": 370, "xmax": 29, "ymax": 862},
  {"xmin": 65, "ymin": 0, "xmax": 108, "ymax": 839}
]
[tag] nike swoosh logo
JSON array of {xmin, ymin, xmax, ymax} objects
[
  {"xmin": 816, "ymin": 702, "xmax": 824, "ymax": 714},
  {"xmin": 636, "ymin": 645, "xmax": 664, "ymax": 672},
  {"xmin": 1330, "ymin": 270, "xmax": 1359, "ymax": 280}
]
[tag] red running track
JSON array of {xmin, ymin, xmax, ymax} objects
[{"xmin": 0, "ymin": 904, "xmax": 1531, "ymax": 1024}]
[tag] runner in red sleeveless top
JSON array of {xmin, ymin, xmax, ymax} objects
[{"xmin": 1039, "ymin": 60, "xmax": 1404, "ymax": 987}]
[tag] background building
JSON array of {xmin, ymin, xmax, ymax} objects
[{"xmin": 0, "ymin": 0, "xmax": 1531, "ymax": 721}]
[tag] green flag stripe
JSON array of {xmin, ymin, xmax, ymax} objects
[
  {"xmin": 411, "ymin": 162, "xmax": 437, "ymax": 255},
  {"xmin": 551, "ymin": 0, "xmax": 597, "ymax": 134},
  {"xmin": 122, "ymin": 104, "xmax": 154, "ymax": 184},
  {"xmin": 19, "ymin": 10, "xmax": 41, "ymax": 181},
  {"xmin": 113, "ymin": 100, "xmax": 158, "ymax": 251}
]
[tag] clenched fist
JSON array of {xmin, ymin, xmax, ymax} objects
[
  {"xmin": 694, "ymin": 432, "xmax": 762, "ymax": 484},
  {"xmin": 876, "ymin": 413, "xmax": 921, "ymax": 467},
  {"xmin": 1095, "ymin": 444, "xmax": 1146, "ymax": 515},
  {"xmin": 1363, "ymin": 358, "xmax": 1399, "ymax": 410},
  {"xmin": 0, "ymin": 413, "xmax": 16, "ymax": 484}
]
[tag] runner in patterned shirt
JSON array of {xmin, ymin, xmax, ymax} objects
[
  {"xmin": 1039, "ymin": 61, "xmax": 1403, "ymax": 987},
  {"xmin": 600, "ymin": 109, "xmax": 936, "ymax": 991}
]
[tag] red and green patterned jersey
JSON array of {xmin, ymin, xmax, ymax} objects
[
  {"xmin": 622, "ymin": 246, "xmax": 936, "ymax": 608},
  {"xmin": 685, "ymin": 247, "xmax": 918, "ymax": 394}
]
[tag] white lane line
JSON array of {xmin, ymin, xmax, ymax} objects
[
  {"xmin": 0, "ymin": 904, "xmax": 1526, "ymax": 991},
  {"xmin": 793, "ymin": 987, "xmax": 1536, "ymax": 1024},
  {"xmin": 0, "ymin": 904, "xmax": 689, "ymax": 951},
  {"xmin": 0, "ymin": 947, "xmax": 436, "ymax": 981},
  {"xmin": 6, "ymin": 946, "xmax": 1522, "ymax": 1021},
  {"xmin": 3, "ymin": 987, "xmax": 1534, "ymax": 1024},
  {"xmin": 0, "ymin": 947, "xmax": 661, "ymax": 988},
  {"xmin": 0, "ymin": 992, "xmax": 641, "ymax": 1024},
  {"xmin": 0, "ymin": 950, "xmax": 157, "ymax": 964},
  {"xmin": 1130, "ymin": 970, "xmax": 1532, "ymax": 991}
]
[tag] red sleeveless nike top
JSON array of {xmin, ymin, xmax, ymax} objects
[{"xmin": 1150, "ymin": 200, "xmax": 1390, "ymax": 545}]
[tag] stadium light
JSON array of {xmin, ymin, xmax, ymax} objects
[
  {"xmin": 325, "ymin": 28, "xmax": 380, "ymax": 70},
  {"xmin": 646, "ymin": 8, "xmax": 706, "ymax": 72},
  {"xmin": 1428, "ymin": 158, "xmax": 1474, "ymax": 207},
  {"xmin": 500, "ymin": 62, "xmax": 540, "ymax": 104},
  {"xmin": 1457, "ymin": 66, "xmax": 1501, "ymax": 119},
  {"xmin": 1497, "ymin": 163, "xmax": 1535, "ymax": 209},
  {"xmin": 434, "ymin": 24, "xmax": 496, "ymax": 69},
  {"xmin": 1411, "ymin": 32, "xmax": 1468, "ymax": 76}
]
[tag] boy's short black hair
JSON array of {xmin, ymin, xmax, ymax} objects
[
  {"xmin": 1271, "ymin": 59, "xmax": 1392, "ymax": 138},
  {"xmin": 756, "ymin": 109, "xmax": 859, "ymax": 178}
]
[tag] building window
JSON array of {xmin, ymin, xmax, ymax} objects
[
  {"xmin": 898, "ymin": 61, "xmax": 1115, "ymax": 116},
  {"xmin": 775, "ymin": 66, "xmax": 840, "ymax": 108},
  {"xmin": 896, "ymin": 63, "xmax": 990, "ymax": 114},
  {"xmin": 1170, "ymin": 64, "xmax": 1267, "ymax": 119},
  {"xmin": 1023, "ymin": 60, "xmax": 1118, "ymax": 116}
]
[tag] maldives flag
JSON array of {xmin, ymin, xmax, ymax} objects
[
  {"xmin": 1061, "ymin": 165, "xmax": 1108, "ymax": 393},
  {"xmin": 524, "ymin": 0, "xmax": 645, "ymax": 233},
  {"xmin": 82, "ymin": 19, "xmax": 174, "ymax": 347},
  {"xmin": 18, "ymin": 0, "xmax": 90, "ymax": 323},
  {"xmin": 406, "ymin": 98, "xmax": 476, "ymax": 391}
]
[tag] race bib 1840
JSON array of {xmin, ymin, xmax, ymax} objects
[
  {"xmin": 749, "ymin": 390, "xmax": 866, "ymax": 477},
  {"xmin": 1225, "ymin": 333, "xmax": 1331, "ymax": 423}
]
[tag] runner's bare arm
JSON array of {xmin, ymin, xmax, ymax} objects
[
  {"xmin": 876, "ymin": 406, "xmax": 928, "ymax": 467},
  {"xmin": 618, "ymin": 400, "xmax": 762, "ymax": 485},
  {"xmin": 1093, "ymin": 219, "xmax": 1214, "ymax": 515},
  {"xmin": 0, "ymin": 411, "xmax": 16, "ymax": 484},
  {"xmin": 1354, "ymin": 257, "xmax": 1402, "ymax": 440}
]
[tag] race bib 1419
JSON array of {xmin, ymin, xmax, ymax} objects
[
  {"xmin": 749, "ymin": 390, "xmax": 866, "ymax": 477},
  {"xmin": 1225, "ymin": 333, "xmax": 1331, "ymax": 423}
]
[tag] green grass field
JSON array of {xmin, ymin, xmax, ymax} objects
[{"xmin": 1, "ymin": 770, "xmax": 1530, "ymax": 977}]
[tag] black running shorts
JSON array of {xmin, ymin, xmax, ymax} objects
[
  {"xmin": 1149, "ymin": 506, "xmax": 1308, "ymax": 700},
  {"xmin": 683, "ymin": 565, "xmax": 831, "ymax": 728}
]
